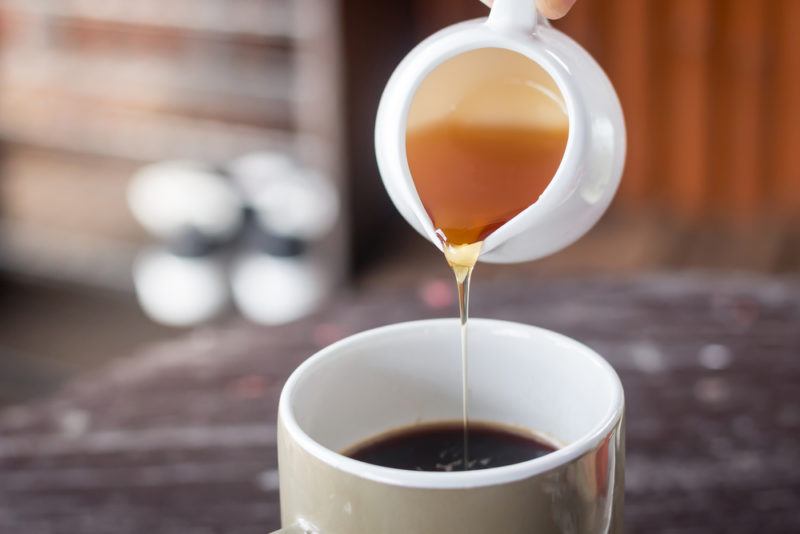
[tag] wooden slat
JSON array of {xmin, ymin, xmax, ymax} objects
[
  {"xmin": 2, "ymin": 0, "xmax": 299, "ymax": 40},
  {"xmin": 664, "ymin": 0, "xmax": 712, "ymax": 220},
  {"xmin": 602, "ymin": 0, "xmax": 651, "ymax": 208},
  {"xmin": 645, "ymin": 0, "xmax": 671, "ymax": 213},
  {"xmin": 0, "ymin": 92, "xmax": 296, "ymax": 163},
  {"xmin": 711, "ymin": 0, "xmax": 767, "ymax": 221},
  {"xmin": 767, "ymin": 0, "xmax": 800, "ymax": 217}
]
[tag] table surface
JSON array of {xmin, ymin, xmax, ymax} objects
[{"xmin": 0, "ymin": 272, "xmax": 798, "ymax": 534}]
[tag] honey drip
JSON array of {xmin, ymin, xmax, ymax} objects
[{"xmin": 443, "ymin": 241, "xmax": 483, "ymax": 468}]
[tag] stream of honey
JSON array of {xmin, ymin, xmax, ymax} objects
[{"xmin": 405, "ymin": 48, "xmax": 568, "ymax": 469}]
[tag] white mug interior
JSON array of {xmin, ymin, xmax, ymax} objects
[{"xmin": 280, "ymin": 318, "xmax": 624, "ymax": 488}]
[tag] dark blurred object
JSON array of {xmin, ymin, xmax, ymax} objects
[
  {"xmin": 0, "ymin": 0, "xmax": 345, "ymax": 288},
  {"xmin": 341, "ymin": 0, "xmax": 415, "ymax": 271},
  {"xmin": 0, "ymin": 272, "xmax": 797, "ymax": 533}
]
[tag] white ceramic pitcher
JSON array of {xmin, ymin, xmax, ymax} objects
[{"xmin": 375, "ymin": 0, "xmax": 626, "ymax": 263}]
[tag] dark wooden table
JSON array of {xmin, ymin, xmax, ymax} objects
[{"xmin": 1, "ymin": 273, "xmax": 798, "ymax": 533}]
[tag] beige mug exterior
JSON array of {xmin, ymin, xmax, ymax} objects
[
  {"xmin": 279, "ymin": 419, "xmax": 624, "ymax": 533},
  {"xmin": 274, "ymin": 319, "xmax": 625, "ymax": 533}
]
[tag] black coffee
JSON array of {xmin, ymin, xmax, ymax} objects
[{"xmin": 344, "ymin": 421, "xmax": 555, "ymax": 472}]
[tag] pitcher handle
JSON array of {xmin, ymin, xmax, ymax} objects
[{"xmin": 486, "ymin": 0, "xmax": 540, "ymax": 33}]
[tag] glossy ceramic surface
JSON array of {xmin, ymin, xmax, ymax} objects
[{"xmin": 375, "ymin": 0, "xmax": 626, "ymax": 263}]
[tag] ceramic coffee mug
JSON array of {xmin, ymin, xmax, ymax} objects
[{"xmin": 271, "ymin": 319, "xmax": 625, "ymax": 533}]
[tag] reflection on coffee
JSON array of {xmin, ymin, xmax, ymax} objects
[{"xmin": 344, "ymin": 421, "xmax": 556, "ymax": 472}]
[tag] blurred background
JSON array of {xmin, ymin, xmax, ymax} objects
[
  {"xmin": 1, "ymin": 0, "xmax": 797, "ymax": 406},
  {"xmin": 0, "ymin": 1, "xmax": 798, "ymax": 532}
]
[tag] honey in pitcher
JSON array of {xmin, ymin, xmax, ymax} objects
[{"xmin": 406, "ymin": 48, "xmax": 569, "ymax": 246}]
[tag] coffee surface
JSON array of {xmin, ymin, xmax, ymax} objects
[{"xmin": 345, "ymin": 421, "xmax": 555, "ymax": 472}]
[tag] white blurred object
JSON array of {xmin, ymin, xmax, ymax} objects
[
  {"xmin": 231, "ymin": 251, "xmax": 328, "ymax": 325},
  {"xmin": 129, "ymin": 152, "xmax": 338, "ymax": 327},
  {"xmin": 133, "ymin": 247, "xmax": 228, "ymax": 326},
  {"xmin": 228, "ymin": 151, "xmax": 337, "ymax": 325},
  {"xmin": 228, "ymin": 152, "xmax": 296, "ymax": 191},
  {"xmin": 229, "ymin": 151, "xmax": 339, "ymax": 240},
  {"xmin": 128, "ymin": 160, "xmax": 243, "ymax": 242}
]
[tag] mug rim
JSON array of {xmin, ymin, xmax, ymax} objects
[{"xmin": 279, "ymin": 318, "xmax": 624, "ymax": 489}]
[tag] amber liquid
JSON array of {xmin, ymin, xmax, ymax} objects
[
  {"xmin": 404, "ymin": 48, "xmax": 568, "ymax": 469},
  {"xmin": 407, "ymin": 123, "xmax": 568, "ymax": 245}
]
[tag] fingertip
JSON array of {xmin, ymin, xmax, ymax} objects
[{"xmin": 536, "ymin": 0, "xmax": 576, "ymax": 20}]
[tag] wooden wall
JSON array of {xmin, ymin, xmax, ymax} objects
[{"xmin": 0, "ymin": 0, "xmax": 346, "ymax": 287}]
